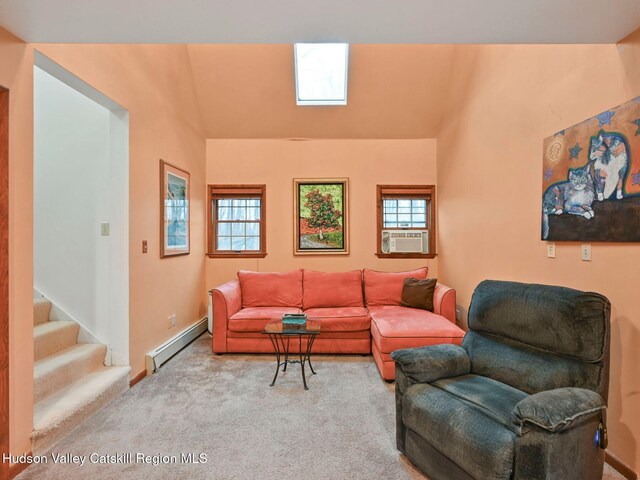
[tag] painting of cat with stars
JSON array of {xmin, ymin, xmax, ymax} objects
[{"xmin": 542, "ymin": 96, "xmax": 640, "ymax": 241}]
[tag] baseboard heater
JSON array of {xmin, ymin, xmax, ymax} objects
[{"xmin": 145, "ymin": 317, "xmax": 208, "ymax": 374}]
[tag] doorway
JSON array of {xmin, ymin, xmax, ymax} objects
[{"xmin": 33, "ymin": 52, "xmax": 130, "ymax": 366}]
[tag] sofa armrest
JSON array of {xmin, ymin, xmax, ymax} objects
[
  {"xmin": 514, "ymin": 387, "xmax": 606, "ymax": 434},
  {"xmin": 433, "ymin": 283, "xmax": 456, "ymax": 323},
  {"xmin": 211, "ymin": 280, "xmax": 242, "ymax": 353},
  {"xmin": 391, "ymin": 344, "xmax": 470, "ymax": 388}
]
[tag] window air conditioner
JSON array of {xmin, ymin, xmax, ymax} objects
[{"xmin": 381, "ymin": 230, "xmax": 429, "ymax": 254}]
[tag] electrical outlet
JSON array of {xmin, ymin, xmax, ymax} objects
[
  {"xmin": 100, "ymin": 222, "xmax": 110, "ymax": 236},
  {"xmin": 168, "ymin": 314, "xmax": 177, "ymax": 328},
  {"xmin": 547, "ymin": 242, "xmax": 556, "ymax": 258},
  {"xmin": 581, "ymin": 244, "xmax": 591, "ymax": 262}
]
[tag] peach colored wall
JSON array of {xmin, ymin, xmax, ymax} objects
[
  {"xmin": 33, "ymin": 44, "xmax": 208, "ymax": 380},
  {"xmin": 438, "ymin": 37, "xmax": 640, "ymax": 471},
  {"xmin": 188, "ymin": 45, "xmax": 454, "ymax": 139},
  {"xmin": 206, "ymin": 139, "xmax": 438, "ymax": 287},
  {"xmin": 0, "ymin": 26, "xmax": 34, "ymax": 457}
]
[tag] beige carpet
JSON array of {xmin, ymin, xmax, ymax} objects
[{"xmin": 18, "ymin": 334, "xmax": 625, "ymax": 480}]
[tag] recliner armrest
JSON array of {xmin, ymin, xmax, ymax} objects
[
  {"xmin": 391, "ymin": 344, "xmax": 471, "ymax": 385},
  {"xmin": 514, "ymin": 387, "xmax": 605, "ymax": 434}
]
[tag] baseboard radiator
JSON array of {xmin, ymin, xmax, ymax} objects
[{"xmin": 145, "ymin": 317, "xmax": 208, "ymax": 374}]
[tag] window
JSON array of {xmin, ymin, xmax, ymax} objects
[
  {"xmin": 382, "ymin": 198, "xmax": 428, "ymax": 228},
  {"xmin": 207, "ymin": 185, "xmax": 266, "ymax": 258},
  {"xmin": 376, "ymin": 185, "xmax": 436, "ymax": 258},
  {"xmin": 294, "ymin": 43, "xmax": 349, "ymax": 106}
]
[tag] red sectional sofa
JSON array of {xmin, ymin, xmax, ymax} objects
[{"xmin": 211, "ymin": 267, "xmax": 465, "ymax": 380}]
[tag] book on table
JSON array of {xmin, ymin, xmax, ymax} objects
[{"xmin": 282, "ymin": 313, "xmax": 307, "ymax": 329}]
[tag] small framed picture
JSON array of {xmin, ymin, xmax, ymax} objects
[
  {"xmin": 293, "ymin": 178, "xmax": 349, "ymax": 255},
  {"xmin": 160, "ymin": 160, "xmax": 190, "ymax": 257}
]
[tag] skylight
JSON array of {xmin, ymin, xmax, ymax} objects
[{"xmin": 294, "ymin": 43, "xmax": 349, "ymax": 106}]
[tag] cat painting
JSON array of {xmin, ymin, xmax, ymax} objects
[
  {"xmin": 542, "ymin": 96, "xmax": 640, "ymax": 242},
  {"xmin": 542, "ymin": 165, "xmax": 596, "ymax": 239},
  {"xmin": 589, "ymin": 131, "xmax": 629, "ymax": 201}
]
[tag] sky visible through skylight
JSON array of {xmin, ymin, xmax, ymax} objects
[{"xmin": 295, "ymin": 43, "xmax": 348, "ymax": 105}]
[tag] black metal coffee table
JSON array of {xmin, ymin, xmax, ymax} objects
[{"xmin": 263, "ymin": 319, "xmax": 320, "ymax": 390}]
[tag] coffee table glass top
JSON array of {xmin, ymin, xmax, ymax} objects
[{"xmin": 263, "ymin": 318, "xmax": 321, "ymax": 335}]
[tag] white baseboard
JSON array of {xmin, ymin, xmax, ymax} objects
[{"xmin": 145, "ymin": 317, "xmax": 208, "ymax": 375}]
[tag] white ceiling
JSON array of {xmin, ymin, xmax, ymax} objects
[{"xmin": 1, "ymin": 0, "xmax": 640, "ymax": 44}]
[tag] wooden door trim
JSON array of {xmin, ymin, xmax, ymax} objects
[{"xmin": 0, "ymin": 86, "xmax": 10, "ymax": 480}]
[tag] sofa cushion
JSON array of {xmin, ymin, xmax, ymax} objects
[
  {"xmin": 238, "ymin": 270, "xmax": 303, "ymax": 308},
  {"xmin": 228, "ymin": 307, "xmax": 302, "ymax": 333},
  {"xmin": 403, "ymin": 383, "xmax": 516, "ymax": 480},
  {"xmin": 369, "ymin": 305, "xmax": 465, "ymax": 353},
  {"xmin": 363, "ymin": 267, "xmax": 428, "ymax": 306},
  {"xmin": 401, "ymin": 277, "xmax": 437, "ymax": 311},
  {"xmin": 302, "ymin": 270, "xmax": 364, "ymax": 308},
  {"xmin": 303, "ymin": 307, "xmax": 370, "ymax": 332},
  {"xmin": 431, "ymin": 374, "xmax": 528, "ymax": 434}
]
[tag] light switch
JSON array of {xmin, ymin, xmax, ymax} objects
[
  {"xmin": 100, "ymin": 223, "xmax": 110, "ymax": 236},
  {"xmin": 142, "ymin": 240, "xmax": 148, "ymax": 253},
  {"xmin": 547, "ymin": 242, "xmax": 556, "ymax": 258},
  {"xmin": 581, "ymin": 244, "xmax": 591, "ymax": 261}
]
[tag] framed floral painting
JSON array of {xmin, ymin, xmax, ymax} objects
[
  {"xmin": 160, "ymin": 160, "xmax": 190, "ymax": 257},
  {"xmin": 293, "ymin": 178, "xmax": 349, "ymax": 255}
]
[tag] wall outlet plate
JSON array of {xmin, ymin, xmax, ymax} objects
[
  {"xmin": 169, "ymin": 314, "xmax": 177, "ymax": 328},
  {"xmin": 581, "ymin": 244, "xmax": 591, "ymax": 262},
  {"xmin": 547, "ymin": 242, "xmax": 556, "ymax": 258},
  {"xmin": 100, "ymin": 222, "xmax": 110, "ymax": 236}
]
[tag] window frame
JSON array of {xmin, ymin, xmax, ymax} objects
[
  {"xmin": 207, "ymin": 184, "xmax": 267, "ymax": 258},
  {"xmin": 376, "ymin": 185, "xmax": 436, "ymax": 259}
]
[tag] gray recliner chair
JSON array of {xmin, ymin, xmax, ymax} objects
[{"xmin": 392, "ymin": 280, "xmax": 610, "ymax": 480}]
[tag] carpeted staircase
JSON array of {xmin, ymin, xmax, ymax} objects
[{"xmin": 33, "ymin": 298, "xmax": 130, "ymax": 453}]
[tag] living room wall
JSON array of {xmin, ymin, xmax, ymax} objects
[
  {"xmin": 437, "ymin": 32, "xmax": 640, "ymax": 472},
  {"xmin": 206, "ymin": 138, "xmax": 438, "ymax": 288}
]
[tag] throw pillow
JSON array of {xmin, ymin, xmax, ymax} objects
[
  {"xmin": 401, "ymin": 278, "xmax": 437, "ymax": 311},
  {"xmin": 363, "ymin": 267, "xmax": 428, "ymax": 306}
]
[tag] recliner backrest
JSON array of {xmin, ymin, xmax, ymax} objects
[{"xmin": 462, "ymin": 280, "xmax": 610, "ymax": 402}]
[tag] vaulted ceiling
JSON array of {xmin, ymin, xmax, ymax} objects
[{"xmin": 187, "ymin": 45, "xmax": 454, "ymax": 138}]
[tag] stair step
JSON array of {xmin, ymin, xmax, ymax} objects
[
  {"xmin": 33, "ymin": 299, "xmax": 52, "ymax": 325},
  {"xmin": 34, "ymin": 320, "xmax": 80, "ymax": 361},
  {"xmin": 34, "ymin": 343, "xmax": 107, "ymax": 403},
  {"xmin": 33, "ymin": 366, "xmax": 131, "ymax": 454}
]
